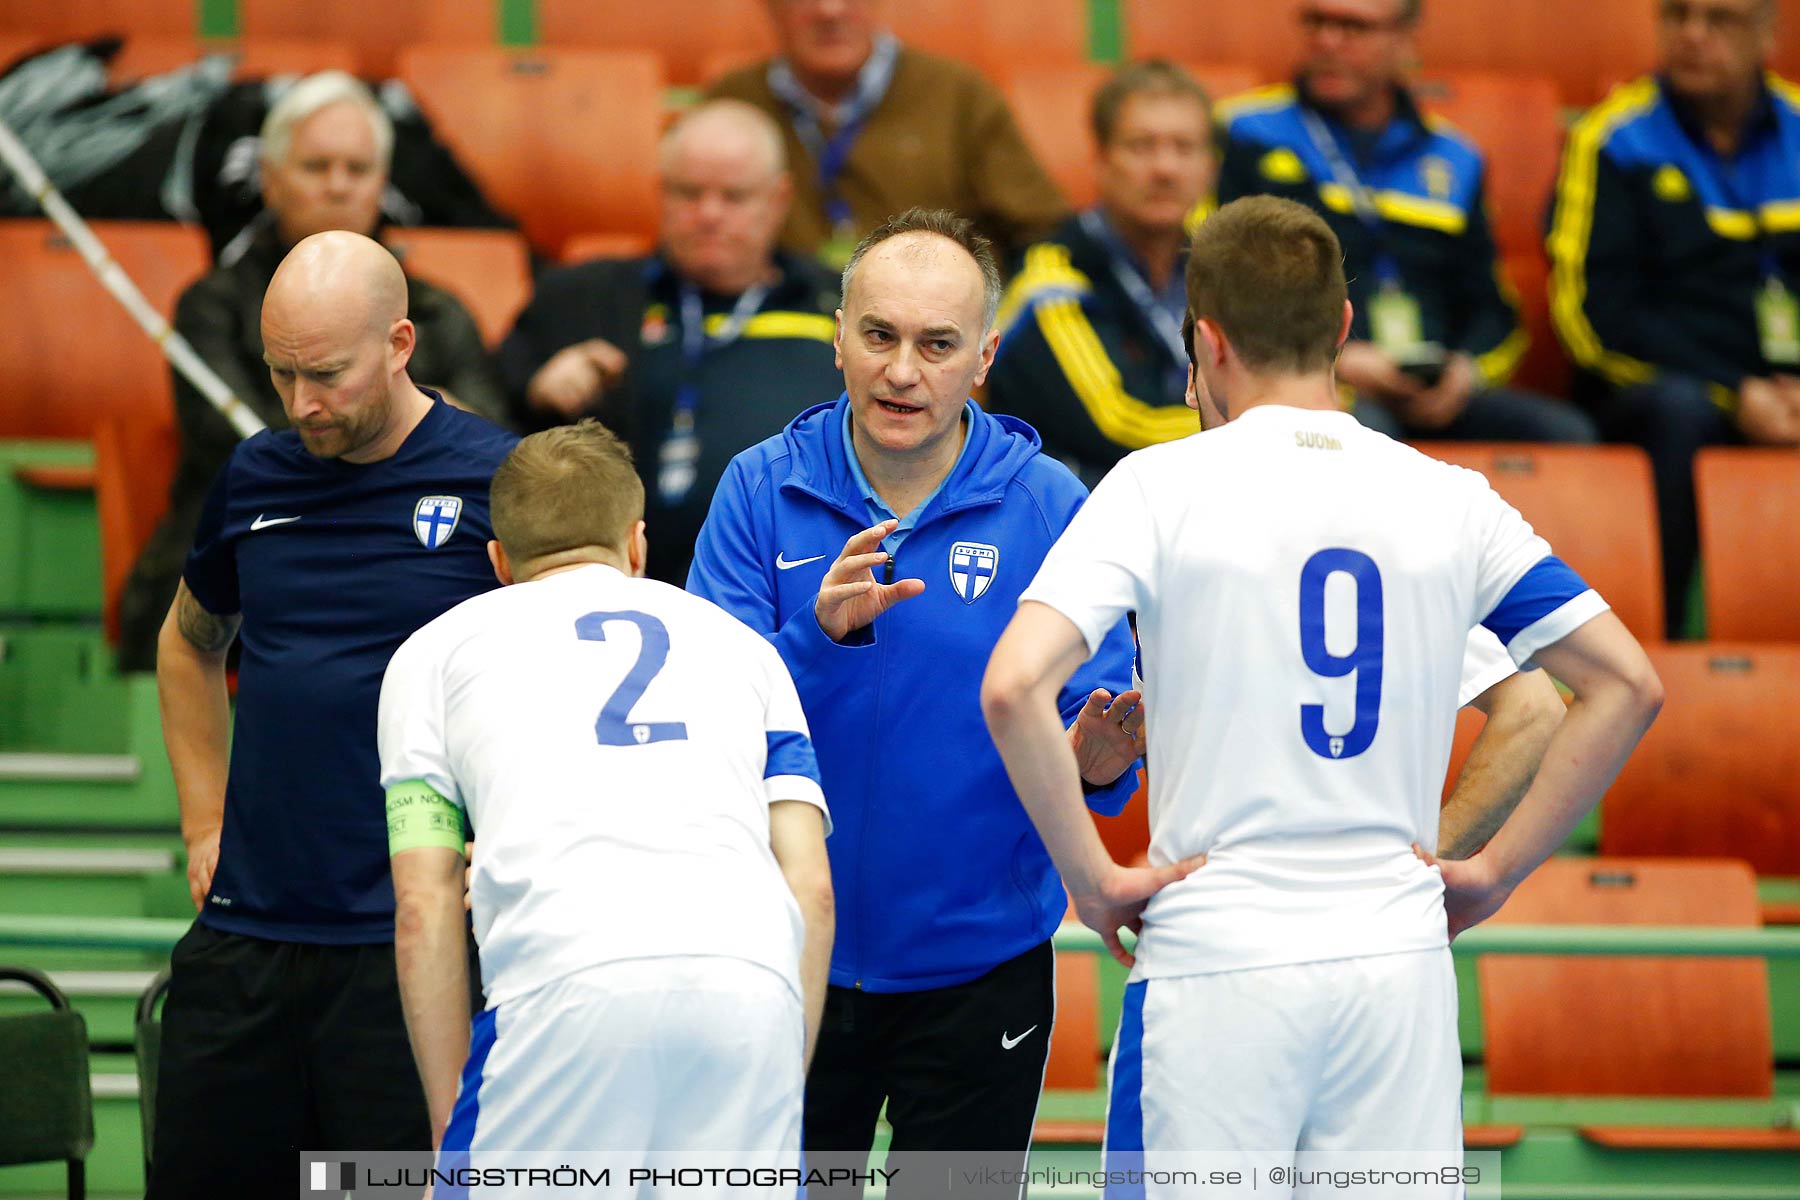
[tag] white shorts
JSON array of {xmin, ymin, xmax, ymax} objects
[
  {"xmin": 1102, "ymin": 949, "xmax": 1463, "ymax": 1199},
  {"xmin": 438, "ymin": 955, "xmax": 804, "ymax": 1198}
]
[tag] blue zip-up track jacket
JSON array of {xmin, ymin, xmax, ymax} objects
[{"xmin": 688, "ymin": 396, "xmax": 1140, "ymax": 993}]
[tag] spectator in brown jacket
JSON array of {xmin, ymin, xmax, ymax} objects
[{"xmin": 709, "ymin": 0, "xmax": 1067, "ymax": 267}]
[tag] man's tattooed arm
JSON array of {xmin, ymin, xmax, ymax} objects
[{"xmin": 173, "ymin": 581, "xmax": 241, "ymax": 654}]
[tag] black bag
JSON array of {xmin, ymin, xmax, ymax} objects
[{"xmin": 0, "ymin": 37, "xmax": 514, "ymax": 255}]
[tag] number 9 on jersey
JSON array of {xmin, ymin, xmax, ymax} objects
[{"xmin": 1298, "ymin": 549, "xmax": 1384, "ymax": 760}]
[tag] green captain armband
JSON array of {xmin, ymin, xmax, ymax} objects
[{"xmin": 386, "ymin": 780, "xmax": 466, "ymax": 856}]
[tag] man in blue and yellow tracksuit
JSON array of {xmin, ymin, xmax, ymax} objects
[
  {"xmin": 987, "ymin": 61, "xmax": 1216, "ymax": 490},
  {"xmin": 1215, "ymin": 0, "xmax": 1593, "ymax": 445},
  {"xmin": 1547, "ymin": 0, "xmax": 1800, "ymax": 636},
  {"xmin": 690, "ymin": 210, "xmax": 1143, "ymax": 1196}
]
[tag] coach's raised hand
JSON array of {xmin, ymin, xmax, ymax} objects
[
  {"xmin": 813, "ymin": 520, "xmax": 926, "ymax": 642},
  {"xmin": 1070, "ymin": 688, "xmax": 1146, "ymax": 787}
]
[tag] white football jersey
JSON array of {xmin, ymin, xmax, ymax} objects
[
  {"xmin": 1022, "ymin": 406, "xmax": 1605, "ymax": 980},
  {"xmin": 1137, "ymin": 629, "xmax": 1518, "ymax": 710},
  {"xmin": 379, "ymin": 564, "xmax": 829, "ymax": 1006}
]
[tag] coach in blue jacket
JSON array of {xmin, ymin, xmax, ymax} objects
[{"xmin": 689, "ymin": 208, "xmax": 1142, "ymax": 1186}]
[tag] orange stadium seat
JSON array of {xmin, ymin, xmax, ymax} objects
[
  {"xmin": 697, "ymin": 46, "xmax": 764, "ymax": 89},
  {"xmin": 238, "ymin": 0, "xmax": 492, "ymax": 78},
  {"xmin": 590, "ymin": 0, "xmax": 1088, "ymax": 89},
  {"xmin": 92, "ymin": 414, "xmax": 178, "ymax": 645},
  {"xmin": 1123, "ymin": 0, "xmax": 1295, "ymax": 80},
  {"xmin": 885, "ymin": 0, "xmax": 1088, "ymax": 81},
  {"xmin": 1782, "ymin": 0, "xmax": 1800, "ymax": 80},
  {"xmin": 1412, "ymin": 70, "xmax": 1562, "ymax": 260},
  {"xmin": 560, "ymin": 232, "xmax": 657, "ymax": 264},
  {"xmin": 535, "ymin": 0, "xmax": 777, "ymax": 87},
  {"xmin": 110, "ymin": 36, "xmax": 357, "ymax": 85},
  {"xmin": 1498, "ymin": 249, "xmax": 1570, "ymax": 397},
  {"xmin": 1410, "ymin": 444, "xmax": 1664, "ymax": 642},
  {"xmin": 1696, "ymin": 449, "xmax": 1800, "ymax": 642},
  {"xmin": 1126, "ymin": 0, "xmax": 1657, "ymax": 107},
  {"xmin": 1001, "ymin": 61, "xmax": 1264, "ymax": 211},
  {"xmin": 104, "ymin": 36, "xmax": 358, "ymax": 86},
  {"xmin": 381, "ymin": 227, "xmax": 532, "ymax": 349},
  {"xmin": 1182, "ymin": 61, "xmax": 1269, "ymax": 108},
  {"xmin": 1412, "ymin": 0, "xmax": 1657, "ymax": 107},
  {"xmin": 1440, "ymin": 705, "xmax": 1485, "ymax": 806},
  {"xmin": 0, "ymin": 31, "xmax": 43, "ymax": 71},
  {"xmin": 1043, "ymin": 951, "xmax": 1100, "ymax": 1090},
  {"xmin": 1000, "ymin": 63, "xmax": 1117, "ymax": 211},
  {"xmin": 0, "ymin": 0, "xmax": 193, "ymax": 40},
  {"xmin": 394, "ymin": 48, "xmax": 664, "ymax": 259},
  {"xmin": 1094, "ymin": 770, "xmax": 1150, "ymax": 867},
  {"xmin": 1599, "ymin": 645, "xmax": 1800, "ymax": 881},
  {"xmin": 1481, "ymin": 857, "xmax": 1800, "ymax": 1149},
  {"xmin": 0, "ymin": 220, "xmax": 206, "ymax": 440}
]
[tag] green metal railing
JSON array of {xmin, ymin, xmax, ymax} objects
[
  {"xmin": 3, "ymin": 913, "xmax": 1799, "ymax": 957},
  {"xmin": 1053, "ymin": 922, "xmax": 1800, "ymax": 958}
]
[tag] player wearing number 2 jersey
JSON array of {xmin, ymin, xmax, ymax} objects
[
  {"xmin": 983, "ymin": 197, "xmax": 1662, "ymax": 1197},
  {"xmin": 379, "ymin": 422, "xmax": 834, "ymax": 1196}
]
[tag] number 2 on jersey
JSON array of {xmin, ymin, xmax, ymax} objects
[
  {"xmin": 1298, "ymin": 549, "xmax": 1384, "ymax": 759},
  {"xmin": 573, "ymin": 610, "xmax": 689, "ymax": 746}
]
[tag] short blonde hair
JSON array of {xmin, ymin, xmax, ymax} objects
[
  {"xmin": 260, "ymin": 70, "xmax": 393, "ymax": 171},
  {"xmin": 490, "ymin": 421, "xmax": 644, "ymax": 564}
]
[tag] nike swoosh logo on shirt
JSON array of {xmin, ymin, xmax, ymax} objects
[
  {"xmin": 775, "ymin": 553, "xmax": 827, "ymax": 570},
  {"xmin": 250, "ymin": 514, "xmax": 303, "ymax": 531},
  {"xmin": 1000, "ymin": 1026, "xmax": 1038, "ymax": 1050}
]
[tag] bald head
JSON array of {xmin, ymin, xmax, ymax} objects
[
  {"xmin": 657, "ymin": 99, "xmax": 793, "ymax": 294},
  {"xmin": 659, "ymin": 99, "xmax": 786, "ymax": 179},
  {"xmin": 260, "ymin": 231, "xmax": 421, "ymax": 461},
  {"xmin": 265, "ymin": 230, "xmax": 408, "ymax": 338}
]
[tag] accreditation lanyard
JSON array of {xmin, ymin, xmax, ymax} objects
[
  {"xmin": 1298, "ymin": 106, "xmax": 1402, "ymax": 287},
  {"xmin": 1297, "ymin": 105, "xmax": 1443, "ymax": 355},
  {"xmin": 1706, "ymin": 143, "xmax": 1800, "ymax": 365},
  {"xmin": 769, "ymin": 33, "xmax": 900, "ymax": 238},
  {"xmin": 657, "ymin": 280, "xmax": 771, "ymax": 506},
  {"xmin": 1079, "ymin": 209, "xmax": 1190, "ymax": 389}
]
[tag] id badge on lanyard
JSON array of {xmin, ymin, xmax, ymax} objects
[
  {"xmin": 1757, "ymin": 274, "xmax": 1800, "ymax": 366},
  {"xmin": 1079, "ymin": 210, "xmax": 1190, "ymax": 390},
  {"xmin": 1713, "ymin": 156, "xmax": 1799, "ymax": 366},
  {"xmin": 1299, "ymin": 110, "xmax": 1436, "ymax": 361},
  {"xmin": 658, "ymin": 395, "xmax": 701, "ymax": 506},
  {"xmin": 812, "ymin": 116, "xmax": 868, "ymax": 271},
  {"xmin": 657, "ymin": 282, "xmax": 770, "ymax": 506},
  {"xmin": 1369, "ymin": 278, "xmax": 1427, "ymax": 358},
  {"xmin": 776, "ymin": 37, "xmax": 897, "ymax": 271}
]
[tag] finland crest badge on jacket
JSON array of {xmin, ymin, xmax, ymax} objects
[
  {"xmin": 949, "ymin": 541, "xmax": 999, "ymax": 603},
  {"xmin": 413, "ymin": 495, "xmax": 464, "ymax": 549}
]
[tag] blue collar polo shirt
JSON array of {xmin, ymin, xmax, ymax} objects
[{"xmin": 181, "ymin": 392, "xmax": 518, "ymax": 943}]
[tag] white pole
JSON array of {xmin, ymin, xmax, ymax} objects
[{"xmin": 0, "ymin": 116, "xmax": 266, "ymax": 439}]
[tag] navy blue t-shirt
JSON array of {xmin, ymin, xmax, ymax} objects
[{"xmin": 184, "ymin": 394, "xmax": 517, "ymax": 943}]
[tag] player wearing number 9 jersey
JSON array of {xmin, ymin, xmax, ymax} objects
[
  {"xmin": 378, "ymin": 422, "xmax": 834, "ymax": 1196},
  {"xmin": 983, "ymin": 197, "xmax": 1662, "ymax": 1196}
]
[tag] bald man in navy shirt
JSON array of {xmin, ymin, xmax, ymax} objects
[{"xmin": 149, "ymin": 231, "xmax": 517, "ymax": 1198}]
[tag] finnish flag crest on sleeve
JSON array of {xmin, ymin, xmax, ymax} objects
[
  {"xmin": 949, "ymin": 541, "xmax": 999, "ymax": 603},
  {"xmin": 413, "ymin": 495, "xmax": 464, "ymax": 548}
]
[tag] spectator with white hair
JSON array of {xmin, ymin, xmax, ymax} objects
[
  {"xmin": 117, "ymin": 70, "xmax": 506, "ymax": 670},
  {"xmin": 500, "ymin": 98, "xmax": 843, "ymax": 584}
]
